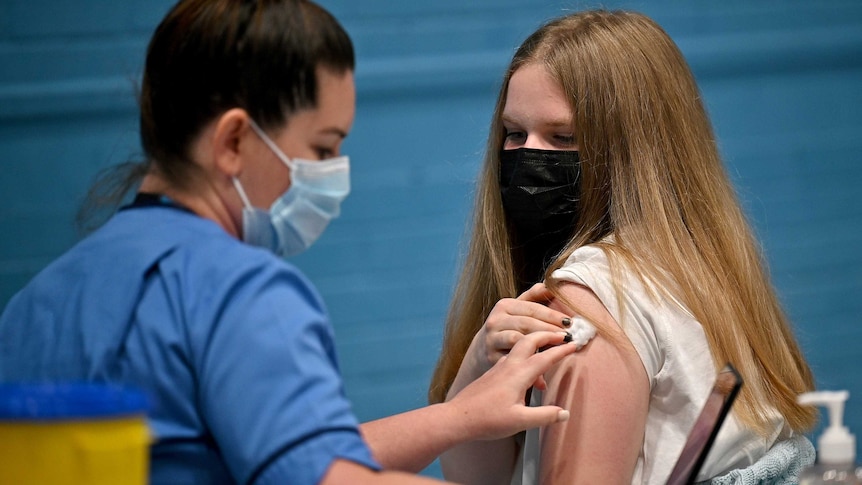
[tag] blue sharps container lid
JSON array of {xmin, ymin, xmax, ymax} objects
[{"xmin": 0, "ymin": 382, "xmax": 148, "ymax": 420}]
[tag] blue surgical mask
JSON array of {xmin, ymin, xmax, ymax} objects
[{"xmin": 232, "ymin": 120, "xmax": 350, "ymax": 257}]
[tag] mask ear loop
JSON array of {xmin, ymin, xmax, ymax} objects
[
  {"xmin": 232, "ymin": 177, "xmax": 253, "ymax": 210},
  {"xmin": 233, "ymin": 118, "xmax": 294, "ymax": 211},
  {"xmin": 248, "ymin": 119, "xmax": 296, "ymax": 171}
]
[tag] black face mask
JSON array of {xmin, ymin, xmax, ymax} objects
[{"xmin": 499, "ymin": 147, "xmax": 581, "ymax": 287}]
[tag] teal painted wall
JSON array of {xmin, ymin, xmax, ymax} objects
[{"xmin": 1, "ymin": 0, "xmax": 860, "ymax": 477}]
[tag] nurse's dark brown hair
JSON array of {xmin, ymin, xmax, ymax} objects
[{"xmin": 77, "ymin": 0, "xmax": 354, "ymax": 231}]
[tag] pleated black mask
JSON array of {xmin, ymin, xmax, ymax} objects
[{"xmin": 499, "ymin": 147, "xmax": 581, "ymax": 286}]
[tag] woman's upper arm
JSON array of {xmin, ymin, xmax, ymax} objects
[{"xmin": 539, "ymin": 282, "xmax": 650, "ymax": 484}]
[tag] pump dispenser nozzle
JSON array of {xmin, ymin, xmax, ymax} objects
[{"xmin": 799, "ymin": 390, "xmax": 856, "ymax": 465}]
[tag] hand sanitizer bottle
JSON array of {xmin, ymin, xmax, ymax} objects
[{"xmin": 798, "ymin": 391, "xmax": 862, "ymax": 484}]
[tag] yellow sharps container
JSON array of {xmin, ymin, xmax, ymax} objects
[{"xmin": 0, "ymin": 383, "xmax": 150, "ymax": 484}]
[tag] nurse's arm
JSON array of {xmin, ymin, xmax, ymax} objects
[
  {"xmin": 322, "ymin": 458, "xmax": 450, "ymax": 483},
  {"xmin": 359, "ymin": 331, "xmax": 578, "ymax": 473}
]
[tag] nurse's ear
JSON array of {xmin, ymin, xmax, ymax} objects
[{"xmin": 210, "ymin": 108, "xmax": 254, "ymax": 179}]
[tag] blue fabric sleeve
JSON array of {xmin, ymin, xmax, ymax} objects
[{"xmin": 177, "ymin": 251, "xmax": 379, "ymax": 484}]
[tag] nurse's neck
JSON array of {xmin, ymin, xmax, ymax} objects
[{"xmin": 138, "ymin": 169, "xmax": 241, "ymax": 239}]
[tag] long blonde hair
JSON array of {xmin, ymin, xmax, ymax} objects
[{"xmin": 428, "ymin": 10, "xmax": 815, "ymax": 435}]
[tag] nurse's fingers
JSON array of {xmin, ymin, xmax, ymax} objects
[
  {"xmin": 505, "ymin": 331, "xmax": 573, "ymax": 361},
  {"xmin": 449, "ymin": 330, "xmax": 590, "ymax": 442},
  {"xmin": 488, "ymin": 326, "xmax": 567, "ymax": 354},
  {"xmin": 505, "ymin": 331, "xmax": 582, "ymax": 389},
  {"xmin": 515, "ymin": 403, "xmax": 572, "ymax": 429}
]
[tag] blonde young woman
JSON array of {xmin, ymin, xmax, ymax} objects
[{"xmin": 430, "ymin": 10, "xmax": 817, "ymax": 484}]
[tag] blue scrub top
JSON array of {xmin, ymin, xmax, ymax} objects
[{"xmin": 0, "ymin": 202, "xmax": 379, "ymax": 484}]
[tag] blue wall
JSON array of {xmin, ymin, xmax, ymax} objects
[{"xmin": 1, "ymin": 0, "xmax": 860, "ymax": 478}]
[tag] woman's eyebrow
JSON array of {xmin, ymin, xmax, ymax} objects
[
  {"xmin": 502, "ymin": 114, "xmax": 571, "ymax": 126},
  {"xmin": 544, "ymin": 118, "xmax": 574, "ymax": 128}
]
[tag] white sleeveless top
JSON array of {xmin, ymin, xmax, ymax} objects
[{"xmin": 512, "ymin": 244, "xmax": 787, "ymax": 485}]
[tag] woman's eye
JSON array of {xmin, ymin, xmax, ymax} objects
[
  {"xmin": 505, "ymin": 131, "xmax": 526, "ymax": 143},
  {"xmin": 554, "ymin": 134, "xmax": 576, "ymax": 147}
]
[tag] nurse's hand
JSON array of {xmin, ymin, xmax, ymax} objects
[
  {"xmin": 447, "ymin": 330, "xmax": 578, "ymax": 441},
  {"xmin": 458, "ymin": 283, "xmax": 574, "ymax": 386},
  {"xmin": 359, "ymin": 330, "xmax": 588, "ymax": 474}
]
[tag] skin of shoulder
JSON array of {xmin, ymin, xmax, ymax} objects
[{"xmin": 539, "ymin": 281, "xmax": 650, "ymax": 484}]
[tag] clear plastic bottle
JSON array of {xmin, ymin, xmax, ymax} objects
[{"xmin": 798, "ymin": 391, "xmax": 862, "ymax": 484}]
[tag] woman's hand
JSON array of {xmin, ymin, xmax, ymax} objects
[
  {"xmin": 479, "ymin": 283, "xmax": 576, "ymax": 369},
  {"xmin": 450, "ymin": 283, "xmax": 575, "ymax": 396}
]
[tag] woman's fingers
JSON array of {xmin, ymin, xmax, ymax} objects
[
  {"xmin": 489, "ymin": 329, "xmax": 524, "ymax": 352},
  {"xmin": 487, "ymin": 299, "xmax": 573, "ymax": 332},
  {"xmin": 532, "ymin": 375, "xmax": 548, "ymax": 391},
  {"xmin": 517, "ymin": 282, "xmax": 554, "ymax": 302},
  {"xmin": 516, "ymin": 283, "xmax": 575, "ymax": 327},
  {"xmin": 477, "ymin": 289, "xmax": 583, "ymax": 373}
]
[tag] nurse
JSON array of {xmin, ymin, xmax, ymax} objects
[{"xmin": 0, "ymin": 0, "xmax": 579, "ymax": 484}]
